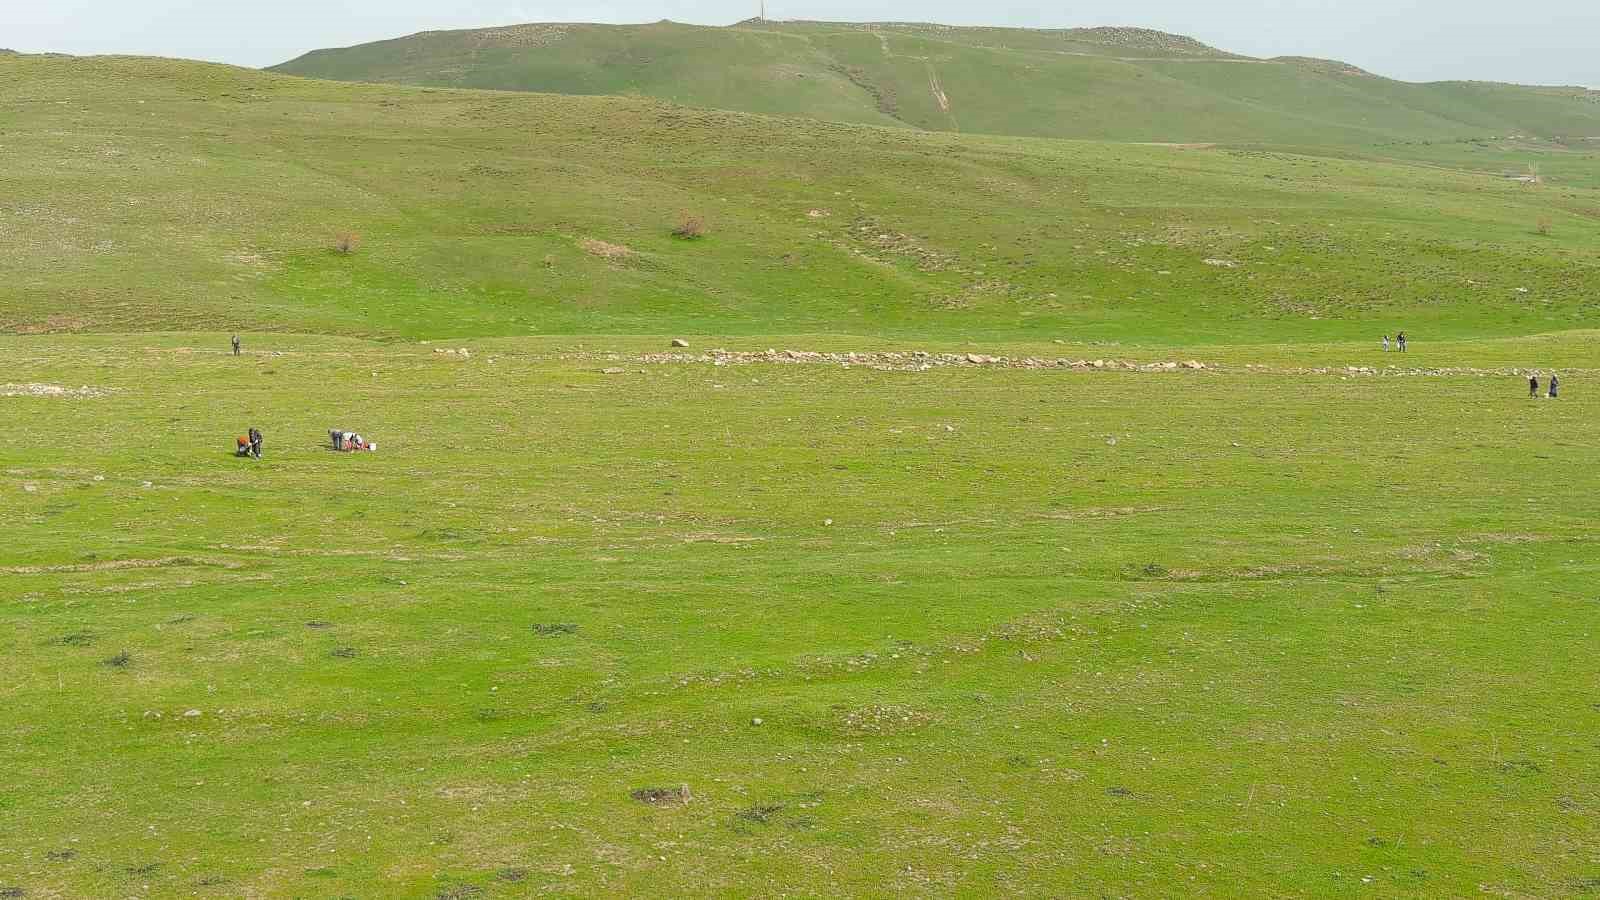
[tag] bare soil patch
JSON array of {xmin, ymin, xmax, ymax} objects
[{"xmin": 580, "ymin": 238, "xmax": 634, "ymax": 260}]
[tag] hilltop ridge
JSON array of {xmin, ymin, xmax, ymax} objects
[{"xmin": 271, "ymin": 19, "xmax": 1600, "ymax": 146}]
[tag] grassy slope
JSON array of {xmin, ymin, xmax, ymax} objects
[
  {"xmin": 272, "ymin": 20, "xmax": 1600, "ymax": 148},
  {"xmin": 3, "ymin": 332, "xmax": 1599, "ymax": 897},
  {"xmin": 5, "ymin": 54, "xmax": 1599, "ymax": 347}
]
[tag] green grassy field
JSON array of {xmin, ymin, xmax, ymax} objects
[
  {"xmin": 4, "ymin": 47, "xmax": 1600, "ymax": 898},
  {"xmin": 272, "ymin": 20, "xmax": 1600, "ymax": 148},
  {"xmin": 4, "ymin": 332, "xmax": 1599, "ymax": 896}
]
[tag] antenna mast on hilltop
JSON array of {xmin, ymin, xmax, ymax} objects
[{"xmin": 759, "ymin": 0, "xmax": 766, "ymax": 22}]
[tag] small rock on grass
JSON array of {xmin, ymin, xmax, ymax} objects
[
  {"xmin": 601, "ymin": 367, "xmax": 625, "ymax": 375},
  {"xmin": 671, "ymin": 338, "xmax": 690, "ymax": 348},
  {"xmin": 631, "ymin": 784, "xmax": 692, "ymax": 804}
]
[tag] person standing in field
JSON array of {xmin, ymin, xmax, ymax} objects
[
  {"xmin": 1549, "ymin": 373, "xmax": 1560, "ymax": 399},
  {"xmin": 1397, "ymin": 331, "xmax": 1407, "ymax": 353},
  {"xmin": 1529, "ymin": 374, "xmax": 1540, "ymax": 398},
  {"xmin": 1382, "ymin": 335, "xmax": 1390, "ymax": 352},
  {"xmin": 231, "ymin": 334, "xmax": 241, "ymax": 356}
]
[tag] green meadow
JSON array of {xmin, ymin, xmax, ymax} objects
[{"xmin": 2, "ymin": 49, "xmax": 1599, "ymax": 898}]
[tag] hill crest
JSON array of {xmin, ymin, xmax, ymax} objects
[{"xmin": 270, "ymin": 19, "xmax": 1600, "ymax": 147}]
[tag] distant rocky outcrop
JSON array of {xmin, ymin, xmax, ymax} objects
[
  {"xmin": 1272, "ymin": 56, "xmax": 1375, "ymax": 77},
  {"xmin": 1065, "ymin": 26, "xmax": 1230, "ymax": 57}
]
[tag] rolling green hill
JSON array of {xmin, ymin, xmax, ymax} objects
[
  {"xmin": 272, "ymin": 20, "xmax": 1600, "ymax": 147},
  {"xmin": 5, "ymin": 53, "xmax": 1598, "ymax": 344}
]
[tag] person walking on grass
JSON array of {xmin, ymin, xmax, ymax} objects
[
  {"xmin": 1549, "ymin": 373, "xmax": 1560, "ymax": 399},
  {"xmin": 231, "ymin": 334, "xmax": 241, "ymax": 356},
  {"xmin": 1529, "ymin": 373, "xmax": 1540, "ymax": 398}
]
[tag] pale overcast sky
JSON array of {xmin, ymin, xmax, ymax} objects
[{"xmin": 5, "ymin": 0, "xmax": 1597, "ymax": 87}]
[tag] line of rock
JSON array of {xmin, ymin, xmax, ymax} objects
[
  {"xmin": 1, "ymin": 382, "xmax": 107, "ymax": 398},
  {"xmin": 581, "ymin": 352, "xmax": 1588, "ymax": 378},
  {"xmin": 624, "ymin": 349, "xmax": 1210, "ymax": 372}
]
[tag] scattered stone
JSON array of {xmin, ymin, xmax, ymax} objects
[
  {"xmin": 1203, "ymin": 258, "xmax": 1240, "ymax": 268},
  {"xmin": 601, "ymin": 367, "xmax": 625, "ymax": 375},
  {"xmin": 1, "ymin": 383, "xmax": 107, "ymax": 398},
  {"xmin": 671, "ymin": 338, "xmax": 689, "ymax": 348},
  {"xmin": 751, "ymin": 717, "xmax": 764, "ymax": 726},
  {"xmin": 183, "ymin": 709, "xmax": 202, "ymax": 718},
  {"xmin": 549, "ymin": 347, "xmax": 1548, "ymax": 380},
  {"xmin": 631, "ymin": 784, "xmax": 692, "ymax": 805}
]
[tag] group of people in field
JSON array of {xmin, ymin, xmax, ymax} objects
[
  {"xmin": 235, "ymin": 427, "xmax": 263, "ymax": 459},
  {"xmin": 226, "ymin": 335, "xmax": 377, "ymax": 459},
  {"xmin": 1382, "ymin": 331, "xmax": 1565, "ymax": 400}
]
